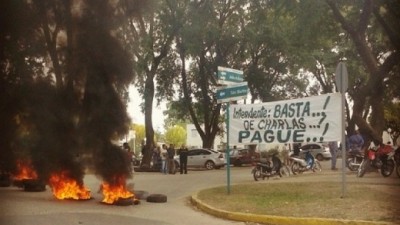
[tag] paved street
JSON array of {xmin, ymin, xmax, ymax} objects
[{"xmin": 1, "ymin": 159, "xmax": 399, "ymax": 225}]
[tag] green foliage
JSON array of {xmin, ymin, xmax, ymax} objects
[{"xmin": 164, "ymin": 125, "xmax": 186, "ymax": 147}]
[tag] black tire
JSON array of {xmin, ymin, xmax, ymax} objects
[
  {"xmin": 316, "ymin": 154, "xmax": 324, "ymax": 161},
  {"xmin": 381, "ymin": 159, "xmax": 395, "ymax": 177},
  {"xmin": 114, "ymin": 197, "xmax": 134, "ymax": 206},
  {"xmin": 396, "ymin": 164, "xmax": 400, "ymax": 178},
  {"xmin": 291, "ymin": 162, "xmax": 300, "ymax": 175},
  {"xmin": 204, "ymin": 161, "xmax": 215, "ymax": 170},
  {"xmin": 346, "ymin": 157, "xmax": 358, "ymax": 171},
  {"xmin": 23, "ymin": 179, "xmax": 46, "ymax": 192},
  {"xmin": 253, "ymin": 168, "xmax": 261, "ymax": 181},
  {"xmin": 146, "ymin": 194, "xmax": 167, "ymax": 203},
  {"xmin": 357, "ymin": 159, "xmax": 369, "ymax": 177}
]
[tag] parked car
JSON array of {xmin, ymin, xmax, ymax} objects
[
  {"xmin": 295, "ymin": 143, "xmax": 332, "ymax": 161},
  {"xmin": 229, "ymin": 148, "xmax": 260, "ymax": 166},
  {"xmin": 174, "ymin": 148, "xmax": 226, "ymax": 170}
]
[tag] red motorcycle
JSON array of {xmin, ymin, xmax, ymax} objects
[{"xmin": 357, "ymin": 143, "xmax": 395, "ymax": 178}]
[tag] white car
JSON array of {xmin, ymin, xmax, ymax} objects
[
  {"xmin": 298, "ymin": 143, "xmax": 332, "ymax": 161},
  {"xmin": 174, "ymin": 148, "xmax": 226, "ymax": 170}
]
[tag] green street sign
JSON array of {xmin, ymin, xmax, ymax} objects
[
  {"xmin": 216, "ymin": 82, "xmax": 248, "ymax": 103},
  {"xmin": 217, "ymin": 66, "xmax": 243, "ymax": 85}
]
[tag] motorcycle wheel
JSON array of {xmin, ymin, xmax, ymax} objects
[
  {"xmin": 313, "ymin": 161, "xmax": 322, "ymax": 172},
  {"xmin": 346, "ymin": 157, "xmax": 358, "ymax": 171},
  {"xmin": 396, "ymin": 164, "xmax": 400, "ymax": 178},
  {"xmin": 381, "ymin": 159, "xmax": 395, "ymax": 177},
  {"xmin": 291, "ymin": 162, "xmax": 300, "ymax": 175},
  {"xmin": 253, "ymin": 168, "xmax": 262, "ymax": 181},
  {"xmin": 357, "ymin": 158, "xmax": 369, "ymax": 177}
]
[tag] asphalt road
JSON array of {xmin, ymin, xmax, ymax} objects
[{"xmin": 1, "ymin": 159, "xmax": 399, "ymax": 225}]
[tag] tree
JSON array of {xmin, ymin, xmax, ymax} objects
[
  {"xmin": 118, "ymin": 0, "xmax": 179, "ymax": 167},
  {"xmin": 164, "ymin": 125, "xmax": 186, "ymax": 147},
  {"xmin": 241, "ymin": 0, "xmax": 309, "ymax": 102},
  {"xmin": 325, "ymin": 0, "xmax": 400, "ymax": 142},
  {"xmin": 174, "ymin": 0, "xmax": 249, "ymax": 148}
]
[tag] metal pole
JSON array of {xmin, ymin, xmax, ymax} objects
[
  {"xmin": 341, "ymin": 92, "xmax": 347, "ymax": 198},
  {"xmin": 226, "ymin": 102, "xmax": 231, "ymax": 194}
]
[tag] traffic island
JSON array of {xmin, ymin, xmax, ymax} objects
[{"xmin": 190, "ymin": 192, "xmax": 391, "ymax": 225}]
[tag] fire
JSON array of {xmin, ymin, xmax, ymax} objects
[
  {"xmin": 48, "ymin": 171, "xmax": 91, "ymax": 200},
  {"xmin": 12, "ymin": 160, "xmax": 38, "ymax": 180},
  {"xmin": 101, "ymin": 175, "xmax": 134, "ymax": 204}
]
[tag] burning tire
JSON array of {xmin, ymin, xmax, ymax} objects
[
  {"xmin": 114, "ymin": 197, "xmax": 135, "ymax": 206},
  {"xmin": 23, "ymin": 179, "xmax": 46, "ymax": 192},
  {"xmin": 146, "ymin": 194, "xmax": 167, "ymax": 203}
]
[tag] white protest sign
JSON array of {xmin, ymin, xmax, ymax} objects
[{"xmin": 229, "ymin": 93, "xmax": 342, "ymax": 144}]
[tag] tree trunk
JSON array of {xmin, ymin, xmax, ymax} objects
[{"xmin": 140, "ymin": 74, "xmax": 155, "ymax": 168}]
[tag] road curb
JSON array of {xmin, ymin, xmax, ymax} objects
[{"xmin": 190, "ymin": 192, "xmax": 393, "ymax": 225}]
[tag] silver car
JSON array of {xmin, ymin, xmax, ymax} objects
[
  {"xmin": 299, "ymin": 143, "xmax": 332, "ymax": 161},
  {"xmin": 174, "ymin": 148, "xmax": 226, "ymax": 170}
]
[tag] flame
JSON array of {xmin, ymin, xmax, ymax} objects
[
  {"xmin": 12, "ymin": 160, "xmax": 38, "ymax": 180},
  {"xmin": 101, "ymin": 175, "xmax": 134, "ymax": 204},
  {"xmin": 48, "ymin": 171, "xmax": 91, "ymax": 200}
]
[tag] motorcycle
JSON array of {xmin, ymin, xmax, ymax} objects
[
  {"xmin": 290, "ymin": 151, "xmax": 321, "ymax": 175},
  {"xmin": 357, "ymin": 143, "xmax": 395, "ymax": 177},
  {"xmin": 346, "ymin": 149, "xmax": 364, "ymax": 171},
  {"xmin": 394, "ymin": 147, "xmax": 400, "ymax": 178},
  {"xmin": 252, "ymin": 153, "xmax": 288, "ymax": 181}
]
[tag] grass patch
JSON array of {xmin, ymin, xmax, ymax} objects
[{"xmin": 197, "ymin": 182, "xmax": 400, "ymax": 223}]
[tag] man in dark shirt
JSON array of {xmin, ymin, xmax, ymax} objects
[{"xmin": 178, "ymin": 144, "xmax": 189, "ymax": 174}]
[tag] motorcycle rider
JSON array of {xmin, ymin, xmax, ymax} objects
[{"xmin": 348, "ymin": 130, "xmax": 364, "ymax": 153}]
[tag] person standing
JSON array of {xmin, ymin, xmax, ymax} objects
[
  {"xmin": 178, "ymin": 144, "xmax": 189, "ymax": 174},
  {"xmin": 328, "ymin": 141, "xmax": 338, "ymax": 170},
  {"xmin": 123, "ymin": 142, "xmax": 134, "ymax": 172},
  {"xmin": 167, "ymin": 144, "xmax": 176, "ymax": 174},
  {"xmin": 282, "ymin": 144, "xmax": 290, "ymax": 165},
  {"xmin": 160, "ymin": 144, "xmax": 168, "ymax": 174},
  {"xmin": 152, "ymin": 145, "xmax": 161, "ymax": 169},
  {"xmin": 293, "ymin": 143, "xmax": 300, "ymax": 156}
]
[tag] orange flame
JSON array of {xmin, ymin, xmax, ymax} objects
[
  {"xmin": 12, "ymin": 160, "xmax": 38, "ymax": 180},
  {"xmin": 101, "ymin": 175, "xmax": 134, "ymax": 204},
  {"xmin": 48, "ymin": 171, "xmax": 91, "ymax": 200}
]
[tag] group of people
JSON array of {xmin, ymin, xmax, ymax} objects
[
  {"xmin": 152, "ymin": 143, "xmax": 189, "ymax": 175},
  {"xmin": 123, "ymin": 141, "xmax": 189, "ymax": 174}
]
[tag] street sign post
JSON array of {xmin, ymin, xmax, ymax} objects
[
  {"xmin": 335, "ymin": 62, "xmax": 348, "ymax": 93},
  {"xmin": 217, "ymin": 66, "xmax": 244, "ymax": 85},
  {"xmin": 216, "ymin": 67, "xmax": 246, "ymax": 194},
  {"xmin": 216, "ymin": 82, "xmax": 248, "ymax": 103}
]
